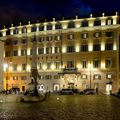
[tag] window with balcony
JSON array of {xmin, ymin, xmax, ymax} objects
[
  {"xmin": 81, "ymin": 45, "xmax": 88, "ymax": 52},
  {"xmin": 46, "ymin": 47, "xmax": 52, "ymax": 54},
  {"xmin": 93, "ymin": 59, "xmax": 101, "ymax": 68},
  {"xmin": 105, "ymin": 43, "xmax": 113, "ymax": 50},
  {"xmin": 13, "ymin": 50, "xmax": 18, "ymax": 56},
  {"xmin": 82, "ymin": 59, "xmax": 87, "ymax": 68},
  {"xmin": 93, "ymin": 44, "xmax": 101, "ymax": 51},
  {"xmin": 38, "ymin": 48, "xmax": 44, "ymax": 54},
  {"xmin": 21, "ymin": 49, "xmax": 27, "ymax": 56},
  {"xmin": 105, "ymin": 59, "xmax": 112, "ymax": 68},
  {"xmin": 67, "ymin": 46, "xmax": 75, "ymax": 53}
]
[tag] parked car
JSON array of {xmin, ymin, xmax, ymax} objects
[
  {"xmin": 79, "ymin": 89, "xmax": 95, "ymax": 95},
  {"xmin": 60, "ymin": 89, "xmax": 74, "ymax": 95}
]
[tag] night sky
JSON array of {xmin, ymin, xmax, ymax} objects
[{"xmin": 0, "ymin": 0, "xmax": 119, "ymax": 28}]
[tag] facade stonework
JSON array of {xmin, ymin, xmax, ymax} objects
[{"xmin": 0, "ymin": 13, "xmax": 120, "ymax": 94}]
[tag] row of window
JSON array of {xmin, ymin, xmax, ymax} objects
[
  {"xmin": 6, "ymin": 31, "xmax": 113, "ymax": 46},
  {"xmin": 11, "ymin": 18, "xmax": 114, "ymax": 34},
  {"xmin": 6, "ymin": 58, "xmax": 112, "ymax": 72},
  {"xmin": 5, "ymin": 43, "xmax": 114, "ymax": 57},
  {"xmin": 6, "ymin": 76, "xmax": 27, "ymax": 80}
]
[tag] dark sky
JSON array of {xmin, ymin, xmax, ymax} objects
[{"xmin": 0, "ymin": 0, "xmax": 119, "ymax": 28}]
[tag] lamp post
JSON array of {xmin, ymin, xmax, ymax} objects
[
  {"xmin": 4, "ymin": 63, "xmax": 9, "ymax": 90},
  {"xmin": 89, "ymin": 63, "xmax": 92, "ymax": 89}
]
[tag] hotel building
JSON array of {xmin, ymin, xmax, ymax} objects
[{"xmin": 0, "ymin": 12, "xmax": 120, "ymax": 94}]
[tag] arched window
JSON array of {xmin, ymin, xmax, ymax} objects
[
  {"xmin": 39, "ymin": 24, "xmax": 44, "ymax": 31},
  {"xmin": 94, "ymin": 19, "xmax": 101, "ymax": 26},
  {"xmin": 22, "ymin": 27, "xmax": 27, "ymax": 33},
  {"xmin": 31, "ymin": 25, "xmax": 36, "ymax": 32},
  {"xmin": 106, "ymin": 17, "xmax": 113, "ymax": 25},
  {"xmin": 47, "ymin": 23, "xmax": 52, "ymax": 30},
  {"xmin": 68, "ymin": 21, "xmax": 75, "ymax": 28},
  {"xmin": 55, "ymin": 22, "xmax": 62, "ymax": 29},
  {"xmin": 13, "ymin": 28, "xmax": 18, "ymax": 34},
  {"xmin": 81, "ymin": 20, "xmax": 88, "ymax": 27}
]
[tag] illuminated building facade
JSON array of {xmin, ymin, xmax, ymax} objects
[{"xmin": 0, "ymin": 12, "xmax": 120, "ymax": 94}]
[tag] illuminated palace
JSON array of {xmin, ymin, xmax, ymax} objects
[{"xmin": 0, "ymin": 12, "xmax": 120, "ymax": 94}]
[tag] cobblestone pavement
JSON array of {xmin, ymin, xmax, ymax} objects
[{"xmin": 0, "ymin": 94, "xmax": 120, "ymax": 120}]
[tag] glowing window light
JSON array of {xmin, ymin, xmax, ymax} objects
[{"xmin": 62, "ymin": 46, "xmax": 66, "ymax": 53}]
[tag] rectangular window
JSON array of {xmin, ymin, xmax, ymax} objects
[
  {"xmin": 93, "ymin": 59, "xmax": 101, "ymax": 68},
  {"xmin": 13, "ymin": 76, "xmax": 18, "ymax": 80},
  {"xmin": 21, "ymin": 49, "xmax": 27, "ymax": 56},
  {"xmin": 13, "ymin": 50, "xmax": 18, "ymax": 56},
  {"xmin": 55, "ymin": 61, "xmax": 61, "ymax": 69},
  {"xmin": 93, "ymin": 44, "xmax": 101, "ymax": 51},
  {"xmin": 46, "ymin": 36, "xmax": 52, "ymax": 41},
  {"xmin": 21, "ymin": 76, "xmax": 27, "ymax": 80},
  {"xmin": 94, "ymin": 32, "xmax": 101, "ymax": 38},
  {"xmin": 47, "ymin": 62, "xmax": 51, "ymax": 69},
  {"xmin": 45, "ymin": 75, "xmax": 52, "ymax": 80},
  {"xmin": 94, "ymin": 74, "xmax": 101, "ymax": 80},
  {"xmin": 67, "ymin": 46, "xmax": 75, "ymax": 52},
  {"xmin": 67, "ymin": 61, "xmax": 74, "ymax": 68},
  {"xmin": 105, "ymin": 59, "xmax": 112, "ymax": 68},
  {"xmin": 81, "ymin": 33, "xmax": 88, "ymax": 39},
  {"xmin": 13, "ymin": 40, "xmax": 18, "ymax": 45},
  {"xmin": 54, "ymin": 75, "xmax": 60, "ymax": 79},
  {"xmin": 55, "ymin": 47, "xmax": 61, "ymax": 53},
  {"xmin": 13, "ymin": 64, "xmax": 17, "ymax": 71},
  {"xmin": 21, "ymin": 39, "xmax": 27, "ymax": 44},
  {"xmin": 22, "ymin": 64, "xmax": 26, "ymax": 71},
  {"xmin": 55, "ymin": 35, "xmax": 61, "ymax": 41},
  {"xmin": 46, "ymin": 47, "xmax": 52, "ymax": 54},
  {"xmin": 105, "ymin": 43, "xmax": 113, "ymax": 50},
  {"xmin": 82, "ymin": 59, "xmax": 87, "ymax": 68},
  {"xmin": 38, "ymin": 48, "xmax": 44, "ymax": 54},
  {"xmin": 39, "ymin": 37, "xmax": 44, "ymax": 42},
  {"xmin": 5, "ymin": 51, "xmax": 11, "ymax": 57},
  {"xmin": 106, "ymin": 74, "xmax": 112, "ymax": 79},
  {"xmin": 67, "ymin": 34, "xmax": 74, "ymax": 40},
  {"xmin": 81, "ymin": 45, "xmax": 88, "ymax": 52},
  {"xmin": 106, "ymin": 31, "xmax": 113, "ymax": 37},
  {"xmin": 81, "ymin": 74, "xmax": 87, "ymax": 79}
]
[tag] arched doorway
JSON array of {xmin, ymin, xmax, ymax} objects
[{"xmin": 106, "ymin": 84, "xmax": 112, "ymax": 94}]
